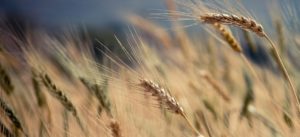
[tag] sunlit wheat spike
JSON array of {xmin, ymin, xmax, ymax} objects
[
  {"xmin": 0, "ymin": 119, "xmax": 15, "ymax": 137},
  {"xmin": 41, "ymin": 74, "xmax": 77, "ymax": 116},
  {"xmin": 213, "ymin": 23, "xmax": 242, "ymax": 53},
  {"xmin": 139, "ymin": 78, "xmax": 204, "ymax": 137},
  {"xmin": 0, "ymin": 97, "xmax": 23, "ymax": 133},
  {"xmin": 0, "ymin": 63, "xmax": 14, "ymax": 95},
  {"xmin": 139, "ymin": 79, "xmax": 184, "ymax": 114},
  {"xmin": 41, "ymin": 74, "xmax": 87, "ymax": 135},
  {"xmin": 200, "ymin": 13, "xmax": 265, "ymax": 37}
]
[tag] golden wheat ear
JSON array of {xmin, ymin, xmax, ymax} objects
[
  {"xmin": 0, "ymin": 63, "xmax": 14, "ymax": 95},
  {"xmin": 40, "ymin": 73, "xmax": 88, "ymax": 136},
  {"xmin": 0, "ymin": 97, "xmax": 25, "ymax": 136},
  {"xmin": 200, "ymin": 13, "xmax": 265, "ymax": 37},
  {"xmin": 212, "ymin": 23, "xmax": 242, "ymax": 53},
  {"xmin": 0, "ymin": 119, "xmax": 14, "ymax": 137},
  {"xmin": 139, "ymin": 78, "xmax": 204, "ymax": 137}
]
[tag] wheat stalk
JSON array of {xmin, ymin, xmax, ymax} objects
[
  {"xmin": 63, "ymin": 109, "xmax": 69, "ymax": 137},
  {"xmin": 41, "ymin": 74, "xmax": 77, "ymax": 116},
  {"xmin": 40, "ymin": 74, "xmax": 88, "ymax": 136},
  {"xmin": 199, "ymin": 70, "xmax": 231, "ymax": 103},
  {"xmin": 0, "ymin": 119, "xmax": 15, "ymax": 137},
  {"xmin": 0, "ymin": 63, "xmax": 14, "ymax": 95},
  {"xmin": 0, "ymin": 97, "xmax": 24, "ymax": 135},
  {"xmin": 127, "ymin": 15, "xmax": 172, "ymax": 48},
  {"xmin": 200, "ymin": 13, "xmax": 300, "ymax": 113},
  {"xmin": 247, "ymin": 105, "xmax": 282, "ymax": 136},
  {"xmin": 80, "ymin": 77, "xmax": 111, "ymax": 116},
  {"xmin": 139, "ymin": 78, "xmax": 204, "ymax": 137},
  {"xmin": 211, "ymin": 23, "xmax": 261, "ymax": 84}
]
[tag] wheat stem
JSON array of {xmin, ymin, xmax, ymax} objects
[{"xmin": 264, "ymin": 35, "xmax": 300, "ymax": 112}]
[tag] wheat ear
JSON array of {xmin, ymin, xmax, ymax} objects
[
  {"xmin": 41, "ymin": 74, "xmax": 87, "ymax": 135},
  {"xmin": 200, "ymin": 13, "xmax": 300, "ymax": 112},
  {"xmin": 0, "ymin": 63, "xmax": 14, "ymax": 95},
  {"xmin": 212, "ymin": 23, "xmax": 242, "ymax": 52},
  {"xmin": 0, "ymin": 119, "xmax": 15, "ymax": 137},
  {"xmin": 139, "ymin": 79, "xmax": 204, "ymax": 137},
  {"xmin": 0, "ymin": 97, "xmax": 24, "ymax": 134},
  {"xmin": 200, "ymin": 13, "xmax": 265, "ymax": 37},
  {"xmin": 211, "ymin": 23, "xmax": 259, "ymax": 80},
  {"xmin": 211, "ymin": 23, "xmax": 263, "ymax": 94},
  {"xmin": 41, "ymin": 74, "xmax": 77, "ymax": 116}
]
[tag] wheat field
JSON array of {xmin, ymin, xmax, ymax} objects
[{"xmin": 1, "ymin": 0, "xmax": 300, "ymax": 137}]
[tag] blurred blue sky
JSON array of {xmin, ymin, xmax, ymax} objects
[
  {"xmin": 0, "ymin": 0, "xmax": 165, "ymax": 27},
  {"xmin": 0, "ymin": 0, "xmax": 299, "ymax": 28}
]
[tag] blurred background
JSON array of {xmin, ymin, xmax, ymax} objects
[
  {"xmin": 0, "ymin": 0, "xmax": 300, "ymax": 68},
  {"xmin": 1, "ymin": 0, "xmax": 299, "ymax": 29}
]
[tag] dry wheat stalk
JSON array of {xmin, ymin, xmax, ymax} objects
[
  {"xmin": 199, "ymin": 71, "xmax": 231, "ymax": 102},
  {"xmin": 63, "ymin": 109, "xmax": 69, "ymax": 137},
  {"xmin": 275, "ymin": 20, "xmax": 285, "ymax": 54},
  {"xmin": 39, "ymin": 120, "xmax": 49, "ymax": 137},
  {"xmin": 80, "ymin": 78, "xmax": 111, "ymax": 116},
  {"xmin": 212, "ymin": 23, "xmax": 262, "ymax": 87},
  {"xmin": 200, "ymin": 13, "xmax": 300, "ymax": 113},
  {"xmin": 0, "ymin": 119, "xmax": 15, "ymax": 137},
  {"xmin": 139, "ymin": 78, "xmax": 204, "ymax": 137},
  {"xmin": 213, "ymin": 22, "xmax": 277, "ymax": 108},
  {"xmin": 0, "ymin": 97, "xmax": 23, "ymax": 134},
  {"xmin": 0, "ymin": 63, "xmax": 14, "ymax": 95},
  {"xmin": 41, "ymin": 74, "xmax": 77, "ymax": 116},
  {"xmin": 41, "ymin": 74, "xmax": 88, "ymax": 135},
  {"xmin": 247, "ymin": 105, "xmax": 282, "ymax": 136},
  {"xmin": 212, "ymin": 22, "xmax": 262, "ymax": 95},
  {"xmin": 128, "ymin": 15, "xmax": 172, "ymax": 48}
]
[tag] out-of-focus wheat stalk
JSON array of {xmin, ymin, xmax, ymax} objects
[
  {"xmin": 127, "ymin": 15, "xmax": 172, "ymax": 48},
  {"xmin": 0, "ymin": 119, "xmax": 15, "ymax": 137},
  {"xmin": 40, "ymin": 73, "xmax": 87, "ymax": 136},
  {"xmin": 199, "ymin": 70, "xmax": 231, "ymax": 103},
  {"xmin": 0, "ymin": 63, "xmax": 14, "ymax": 95},
  {"xmin": 0, "ymin": 97, "xmax": 25, "ymax": 136}
]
